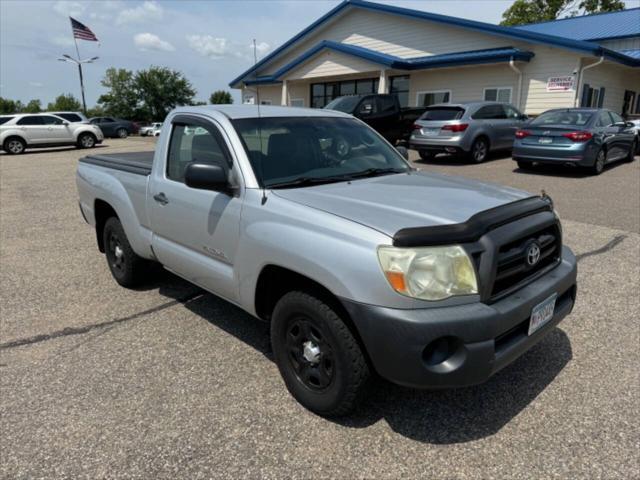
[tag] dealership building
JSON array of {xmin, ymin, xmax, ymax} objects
[{"xmin": 230, "ymin": 0, "xmax": 640, "ymax": 116}]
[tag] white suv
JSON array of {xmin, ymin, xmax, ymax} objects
[{"xmin": 0, "ymin": 113, "xmax": 104, "ymax": 154}]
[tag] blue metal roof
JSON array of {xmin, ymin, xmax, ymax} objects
[
  {"xmin": 230, "ymin": 0, "xmax": 640, "ymax": 86},
  {"xmin": 516, "ymin": 8, "xmax": 640, "ymax": 41},
  {"xmin": 619, "ymin": 49, "xmax": 640, "ymax": 60},
  {"xmin": 243, "ymin": 43, "xmax": 534, "ymax": 85}
]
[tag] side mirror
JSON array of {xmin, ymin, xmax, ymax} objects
[
  {"xmin": 62, "ymin": 121, "xmax": 69, "ymax": 126},
  {"xmin": 625, "ymin": 121, "xmax": 635, "ymax": 128},
  {"xmin": 359, "ymin": 103, "xmax": 373, "ymax": 116},
  {"xmin": 396, "ymin": 145, "xmax": 409, "ymax": 160},
  {"xmin": 184, "ymin": 163, "xmax": 231, "ymax": 193}
]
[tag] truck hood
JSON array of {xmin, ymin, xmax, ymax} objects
[{"xmin": 273, "ymin": 171, "xmax": 532, "ymax": 237}]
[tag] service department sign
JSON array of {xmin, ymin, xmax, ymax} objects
[{"xmin": 547, "ymin": 76, "xmax": 575, "ymax": 91}]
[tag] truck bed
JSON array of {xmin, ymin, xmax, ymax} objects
[{"xmin": 79, "ymin": 152, "xmax": 154, "ymax": 176}]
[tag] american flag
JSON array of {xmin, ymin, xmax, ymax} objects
[{"xmin": 70, "ymin": 17, "xmax": 98, "ymax": 42}]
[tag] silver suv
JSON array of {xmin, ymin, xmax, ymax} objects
[{"xmin": 410, "ymin": 101, "xmax": 527, "ymax": 163}]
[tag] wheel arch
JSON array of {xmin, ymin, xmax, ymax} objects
[
  {"xmin": 94, "ymin": 199, "xmax": 119, "ymax": 253},
  {"xmin": 2, "ymin": 134, "xmax": 27, "ymax": 149},
  {"xmin": 254, "ymin": 264, "xmax": 374, "ymax": 368}
]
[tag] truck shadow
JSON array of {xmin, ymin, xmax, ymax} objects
[{"xmin": 170, "ymin": 287, "xmax": 571, "ymax": 444}]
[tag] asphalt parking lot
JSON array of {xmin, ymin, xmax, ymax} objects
[{"xmin": 1, "ymin": 138, "xmax": 639, "ymax": 479}]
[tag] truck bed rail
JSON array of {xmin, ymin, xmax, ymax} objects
[{"xmin": 79, "ymin": 152, "xmax": 154, "ymax": 176}]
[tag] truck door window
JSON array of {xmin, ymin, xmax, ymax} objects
[
  {"xmin": 378, "ymin": 96, "xmax": 396, "ymax": 113},
  {"xmin": 167, "ymin": 122, "xmax": 230, "ymax": 183}
]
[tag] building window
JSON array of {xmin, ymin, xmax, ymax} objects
[
  {"xmin": 260, "ymin": 100, "xmax": 272, "ymax": 105},
  {"xmin": 484, "ymin": 87, "xmax": 512, "ymax": 103},
  {"xmin": 580, "ymin": 84, "xmax": 605, "ymax": 108},
  {"xmin": 310, "ymin": 77, "xmax": 378, "ymax": 108},
  {"xmin": 390, "ymin": 75, "xmax": 409, "ymax": 107},
  {"xmin": 416, "ymin": 90, "xmax": 451, "ymax": 107},
  {"xmin": 290, "ymin": 98, "xmax": 304, "ymax": 107}
]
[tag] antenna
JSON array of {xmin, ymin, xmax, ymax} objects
[{"xmin": 253, "ymin": 39, "xmax": 267, "ymax": 205}]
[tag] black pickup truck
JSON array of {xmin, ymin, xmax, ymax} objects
[{"xmin": 324, "ymin": 94, "xmax": 427, "ymax": 144}]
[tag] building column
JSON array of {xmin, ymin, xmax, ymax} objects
[
  {"xmin": 378, "ymin": 70, "xmax": 388, "ymax": 94},
  {"xmin": 281, "ymin": 80, "xmax": 288, "ymax": 106}
]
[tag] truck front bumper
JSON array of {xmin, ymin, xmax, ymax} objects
[{"xmin": 341, "ymin": 246, "xmax": 577, "ymax": 389}]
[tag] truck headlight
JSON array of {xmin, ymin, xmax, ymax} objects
[{"xmin": 377, "ymin": 245, "xmax": 478, "ymax": 301}]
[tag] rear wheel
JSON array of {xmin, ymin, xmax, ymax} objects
[
  {"xmin": 116, "ymin": 128, "xmax": 128, "ymax": 139},
  {"xmin": 77, "ymin": 132, "xmax": 96, "ymax": 149},
  {"xmin": 3, "ymin": 137, "xmax": 26, "ymax": 155},
  {"xmin": 590, "ymin": 148, "xmax": 606, "ymax": 175},
  {"xmin": 271, "ymin": 291, "xmax": 370, "ymax": 416},
  {"xmin": 103, "ymin": 217, "xmax": 149, "ymax": 287},
  {"xmin": 419, "ymin": 150, "xmax": 434, "ymax": 161},
  {"xmin": 469, "ymin": 137, "xmax": 489, "ymax": 163}
]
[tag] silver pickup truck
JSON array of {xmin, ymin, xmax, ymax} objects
[{"xmin": 77, "ymin": 105, "xmax": 577, "ymax": 416}]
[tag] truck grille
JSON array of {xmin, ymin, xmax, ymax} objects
[{"xmin": 490, "ymin": 224, "xmax": 561, "ymax": 299}]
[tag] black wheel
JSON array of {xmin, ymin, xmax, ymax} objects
[
  {"xmin": 77, "ymin": 132, "xmax": 96, "ymax": 149},
  {"xmin": 517, "ymin": 160, "xmax": 533, "ymax": 170},
  {"xmin": 116, "ymin": 128, "xmax": 128, "ymax": 139},
  {"xmin": 590, "ymin": 148, "xmax": 606, "ymax": 175},
  {"xmin": 3, "ymin": 136, "xmax": 26, "ymax": 155},
  {"xmin": 271, "ymin": 291, "xmax": 370, "ymax": 416},
  {"xmin": 625, "ymin": 140, "xmax": 637, "ymax": 162},
  {"xmin": 419, "ymin": 150, "xmax": 434, "ymax": 161},
  {"xmin": 103, "ymin": 217, "xmax": 148, "ymax": 287},
  {"xmin": 469, "ymin": 137, "xmax": 489, "ymax": 163}
]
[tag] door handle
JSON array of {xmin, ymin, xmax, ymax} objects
[{"xmin": 153, "ymin": 193, "xmax": 169, "ymax": 205}]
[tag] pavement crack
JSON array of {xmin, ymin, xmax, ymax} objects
[
  {"xmin": 0, "ymin": 290, "xmax": 203, "ymax": 351},
  {"xmin": 575, "ymin": 234, "xmax": 627, "ymax": 263}
]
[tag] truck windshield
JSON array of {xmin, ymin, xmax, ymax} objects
[
  {"xmin": 324, "ymin": 96, "xmax": 361, "ymax": 113},
  {"xmin": 232, "ymin": 117, "xmax": 410, "ymax": 188}
]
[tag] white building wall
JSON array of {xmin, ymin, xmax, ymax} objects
[
  {"xmin": 582, "ymin": 62, "xmax": 640, "ymax": 112},
  {"xmin": 286, "ymin": 50, "xmax": 381, "ymax": 80}
]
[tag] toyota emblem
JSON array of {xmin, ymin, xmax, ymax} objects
[{"xmin": 526, "ymin": 242, "xmax": 541, "ymax": 267}]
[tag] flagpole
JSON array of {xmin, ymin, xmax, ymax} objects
[{"xmin": 73, "ymin": 35, "xmax": 88, "ymax": 115}]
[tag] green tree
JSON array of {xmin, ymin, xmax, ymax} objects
[
  {"xmin": 22, "ymin": 99, "xmax": 42, "ymax": 113},
  {"xmin": 134, "ymin": 66, "xmax": 196, "ymax": 121},
  {"xmin": 0, "ymin": 97, "xmax": 22, "ymax": 114},
  {"xmin": 209, "ymin": 90, "xmax": 233, "ymax": 104},
  {"xmin": 97, "ymin": 68, "xmax": 138, "ymax": 119},
  {"xmin": 86, "ymin": 105, "xmax": 105, "ymax": 118},
  {"xmin": 47, "ymin": 93, "xmax": 81, "ymax": 112},
  {"xmin": 500, "ymin": 0, "xmax": 624, "ymax": 26}
]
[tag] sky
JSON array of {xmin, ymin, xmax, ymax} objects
[{"xmin": 0, "ymin": 0, "xmax": 637, "ymax": 107}]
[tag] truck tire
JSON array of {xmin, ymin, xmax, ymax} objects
[
  {"xmin": 77, "ymin": 132, "xmax": 96, "ymax": 149},
  {"xmin": 3, "ymin": 136, "xmax": 26, "ymax": 154},
  {"xmin": 103, "ymin": 217, "xmax": 148, "ymax": 288},
  {"xmin": 419, "ymin": 150, "xmax": 434, "ymax": 161},
  {"xmin": 271, "ymin": 291, "xmax": 370, "ymax": 416},
  {"xmin": 116, "ymin": 128, "xmax": 128, "ymax": 139}
]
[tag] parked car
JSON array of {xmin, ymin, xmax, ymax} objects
[
  {"xmin": 139, "ymin": 122, "xmax": 163, "ymax": 136},
  {"xmin": 324, "ymin": 94, "xmax": 427, "ymax": 144},
  {"xmin": 48, "ymin": 111, "xmax": 88, "ymax": 123},
  {"xmin": 628, "ymin": 118, "xmax": 640, "ymax": 153},
  {"xmin": 89, "ymin": 117, "xmax": 137, "ymax": 138},
  {"xmin": 513, "ymin": 108, "xmax": 637, "ymax": 175},
  {"xmin": 77, "ymin": 105, "xmax": 577, "ymax": 416},
  {"xmin": 410, "ymin": 101, "xmax": 528, "ymax": 163},
  {"xmin": 1, "ymin": 113, "xmax": 103, "ymax": 154}
]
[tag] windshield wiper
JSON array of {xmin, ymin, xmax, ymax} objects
[
  {"xmin": 346, "ymin": 167, "xmax": 407, "ymax": 179},
  {"xmin": 267, "ymin": 175, "xmax": 352, "ymax": 189}
]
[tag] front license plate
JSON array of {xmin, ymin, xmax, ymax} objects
[
  {"xmin": 528, "ymin": 293, "xmax": 557, "ymax": 335},
  {"xmin": 424, "ymin": 128, "xmax": 440, "ymax": 137},
  {"xmin": 538, "ymin": 137, "xmax": 553, "ymax": 144}
]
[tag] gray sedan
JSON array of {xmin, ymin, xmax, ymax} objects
[
  {"xmin": 409, "ymin": 101, "xmax": 527, "ymax": 163},
  {"xmin": 512, "ymin": 108, "xmax": 637, "ymax": 175}
]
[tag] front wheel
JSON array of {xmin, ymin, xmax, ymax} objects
[
  {"xmin": 116, "ymin": 128, "xmax": 128, "ymax": 139},
  {"xmin": 271, "ymin": 291, "xmax": 370, "ymax": 417},
  {"xmin": 625, "ymin": 140, "xmax": 637, "ymax": 162},
  {"xmin": 469, "ymin": 137, "xmax": 489, "ymax": 163},
  {"xmin": 77, "ymin": 132, "xmax": 96, "ymax": 149}
]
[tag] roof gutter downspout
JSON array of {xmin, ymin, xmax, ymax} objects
[
  {"xmin": 574, "ymin": 56, "xmax": 604, "ymax": 107},
  {"xmin": 508, "ymin": 57, "xmax": 523, "ymax": 110}
]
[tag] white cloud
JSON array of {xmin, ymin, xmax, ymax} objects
[
  {"xmin": 51, "ymin": 36, "xmax": 75, "ymax": 47},
  {"xmin": 117, "ymin": 1, "xmax": 163, "ymax": 25},
  {"xmin": 53, "ymin": 1, "xmax": 86, "ymax": 17},
  {"xmin": 133, "ymin": 33, "xmax": 175, "ymax": 52},
  {"xmin": 187, "ymin": 36, "xmax": 270, "ymax": 60}
]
